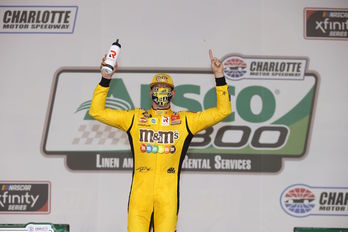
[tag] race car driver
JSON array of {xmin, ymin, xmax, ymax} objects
[{"xmin": 89, "ymin": 49, "xmax": 232, "ymax": 232}]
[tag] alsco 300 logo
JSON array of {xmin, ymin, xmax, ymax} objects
[{"xmin": 42, "ymin": 54, "xmax": 318, "ymax": 172}]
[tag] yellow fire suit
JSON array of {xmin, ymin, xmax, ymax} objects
[{"xmin": 89, "ymin": 77, "xmax": 231, "ymax": 232}]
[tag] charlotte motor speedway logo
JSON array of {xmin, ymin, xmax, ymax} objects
[
  {"xmin": 222, "ymin": 54, "xmax": 306, "ymax": 80},
  {"xmin": 0, "ymin": 5, "xmax": 78, "ymax": 34},
  {"xmin": 281, "ymin": 184, "xmax": 348, "ymax": 217},
  {"xmin": 42, "ymin": 54, "xmax": 318, "ymax": 172}
]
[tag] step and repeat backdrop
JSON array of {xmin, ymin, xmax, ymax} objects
[{"xmin": 1, "ymin": 0, "xmax": 348, "ymax": 231}]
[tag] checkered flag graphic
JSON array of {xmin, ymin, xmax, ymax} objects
[{"xmin": 72, "ymin": 121, "xmax": 129, "ymax": 146}]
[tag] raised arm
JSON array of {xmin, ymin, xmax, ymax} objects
[
  {"xmin": 186, "ymin": 49, "xmax": 232, "ymax": 135},
  {"xmin": 89, "ymin": 56, "xmax": 134, "ymax": 132}
]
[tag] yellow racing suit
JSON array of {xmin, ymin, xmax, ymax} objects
[{"xmin": 89, "ymin": 77, "xmax": 231, "ymax": 232}]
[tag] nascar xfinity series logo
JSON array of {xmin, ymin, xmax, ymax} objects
[
  {"xmin": 42, "ymin": 53, "xmax": 318, "ymax": 172},
  {"xmin": 0, "ymin": 182, "xmax": 50, "ymax": 214},
  {"xmin": 304, "ymin": 8, "xmax": 348, "ymax": 40},
  {"xmin": 281, "ymin": 184, "xmax": 348, "ymax": 217}
]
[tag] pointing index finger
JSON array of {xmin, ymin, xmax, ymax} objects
[{"xmin": 209, "ymin": 49, "xmax": 214, "ymax": 61}]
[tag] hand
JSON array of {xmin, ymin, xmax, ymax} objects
[
  {"xmin": 100, "ymin": 54, "xmax": 118, "ymax": 79},
  {"xmin": 209, "ymin": 49, "xmax": 224, "ymax": 78}
]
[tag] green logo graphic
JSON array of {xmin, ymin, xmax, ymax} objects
[
  {"xmin": 75, "ymin": 79, "xmax": 135, "ymax": 120},
  {"xmin": 43, "ymin": 56, "xmax": 318, "ymax": 172}
]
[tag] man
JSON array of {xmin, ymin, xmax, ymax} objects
[{"xmin": 89, "ymin": 49, "xmax": 232, "ymax": 232}]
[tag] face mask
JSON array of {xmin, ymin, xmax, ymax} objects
[{"xmin": 152, "ymin": 87, "xmax": 172, "ymax": 107}]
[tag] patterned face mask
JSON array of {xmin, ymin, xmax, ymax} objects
[{"xmin": 152, "ymin": 87, "xmax": 173, "ymax": 107}]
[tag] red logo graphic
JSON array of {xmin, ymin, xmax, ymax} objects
[
  {"xmin": 171, "ymin": 114, "xmax": 181, "ymax": 125},
  {"xmin": 171, "ymin": 115, "xmax": 180, "ymax": 121},
  {"xmin": 109, "ymin": 50, "xmax": 117, "ymax": 58},
  {"xmin": 161, "ymin": 116, "xmax": 169, "ymax": 126}
]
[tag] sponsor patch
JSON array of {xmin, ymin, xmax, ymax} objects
[
  {"xmin": 142, "ymin": 111, "xmax": 152, "ymax": 118},
  {"xmin": 161, "ymin": 116, "xmax": 169, "ymax": 126},
  {"xmin": 171, "ymin": 114, "xmax": 181, "ymax": 125}
]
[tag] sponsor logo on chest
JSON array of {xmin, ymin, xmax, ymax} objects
[
  {"xmin": 139, "ymin": 114, "xmax": 181, "ymax": 126},
  {"xmin": 171, "ymin": 114, "xmax": 181, "ymax": 125},
  {"xmin": 161, "ymin": 116, "xmax": 169, "ymax": 126},
  {"xmin": 139, "ymin": 129, "xmax": 179, "ymax": 144}
]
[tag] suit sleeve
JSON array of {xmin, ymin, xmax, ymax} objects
[
  {"xmin": 186, "ymin": 82, "xmax": 232, "ymax": 135},
  {"xmin": 89, "ymin": 84, "xmax": 134, "ymax": 132}
]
